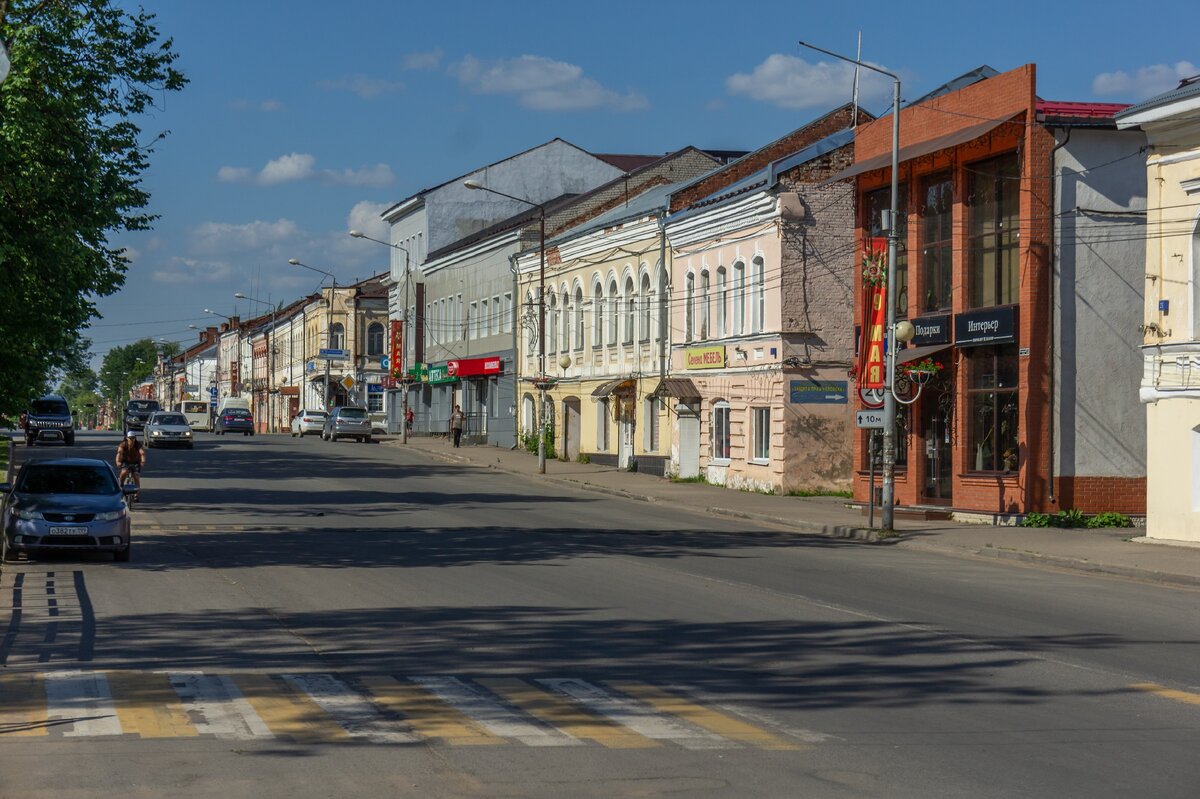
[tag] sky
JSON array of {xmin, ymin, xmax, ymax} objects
[{"xmin": 88, "ymin": 0, "xmax": 1199, "ymax": 365}]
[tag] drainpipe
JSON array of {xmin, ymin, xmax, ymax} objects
[
  {"xmin": 658, "ymin": 210, "xmax": 669, "ymax": 381},
  {"xmin": 1047, "ymin": 126, "xmax": 1071, "ymax": 506},
  {"xmin": 509, "ymin": 251, "xmax": 521, "ymax": 450}
]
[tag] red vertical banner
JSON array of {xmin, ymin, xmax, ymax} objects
[
  {"xmin": 389, "ymin": 320, "xmax": 403, "ymax": 377},
  {"xmin": 857, "ymin": 237, "xmax": 888, "ymax": 391}
]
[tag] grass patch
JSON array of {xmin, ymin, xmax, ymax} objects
[
  {"xmin": 669, "ymin": 475, "xmax": 710, "ymax": 484},
  {"xmin": 787, "ymin": 488, "xmax": 853, "ymax": 499}
]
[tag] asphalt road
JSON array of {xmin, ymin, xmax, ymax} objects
[{"xmin": 1, "ymin": 431, "xmax": 1198, "ymax": 798}]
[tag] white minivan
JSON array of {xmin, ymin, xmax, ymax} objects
[{"xmin": 176, "ymin": 400, "xmax": 212, "ymax": 431}]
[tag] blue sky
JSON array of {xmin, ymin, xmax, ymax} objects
[{"xmin": 89, "ymin": 0, "xmax": 1199, "ymax": 364}]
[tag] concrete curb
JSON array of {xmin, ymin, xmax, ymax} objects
[{"xmin": 704, "ymin": 507, "xmax": 883, "ymax": 542}]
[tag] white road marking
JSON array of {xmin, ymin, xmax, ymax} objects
[
  {"xmin": 282, "ymin": 674, "xmax": 418, "ymax": 743},
  {"xmin": 43, "ymin": 670, "xmax": 123, "ymax": 737},
  {"xmin": 410, "ymin": 676, "xmax": 580, "ymax": 747},
  {"xmin": 166, "ymin": 672, "xmax": 273, "ymax": 740},
  {"xmin": 538, "ymin": 678, "xmax": 736, "ymax": 750}
]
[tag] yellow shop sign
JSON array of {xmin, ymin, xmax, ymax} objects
[{"xmin": 686, "ymin": 346, "xmax": 726, "ymax": 370}]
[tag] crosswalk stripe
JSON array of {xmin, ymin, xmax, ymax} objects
[
  {"xmin": 0, "ymin": 672, "xmax": 49, "ymax": 736},
  {"xmin": 1131, "ymin": 682, "xmax": 1200, "ymax": 706},
  {"xmin": 538, "ymin": 678, "xmax": 734, "ymax": 750},
  {"xmin": 166, "ymin": 672, "xmax": 272, "ymax": 740},
  {"xmin": 411, "ymin": 676, "xmax": 580, "ymax": 747},
  {"xmin": 234, "ymin": 673, "xmax": 350, "ymax": 743},
  {"xmin": 282, "ymin": 674, "xmax": 418, "ymax": 743},
  {"xmin": 611, "ymin": 683, "xmax": 802, "ymax": 751},
  {"xmin": 358, "ymin": 676, "xmax": 502, "ymax": 745},
  {"xmin": 479, "ymin": 677, "xmax": 657, "ymax": 749},
  {"xmin": 44, "ymin": 670, "xmax": 123, "ymax": 738},
  {"xmin": 107, "ymin": 671, "xmax": 198, "ymax": 739}
]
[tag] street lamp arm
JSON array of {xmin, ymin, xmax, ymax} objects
[
  {"xmin": 796, "ymin": 40, "xmax": 899, "ymax": 81},
  {"xmin": 463, "ymin": 180, "xmax": 547, "ymax": 213}
]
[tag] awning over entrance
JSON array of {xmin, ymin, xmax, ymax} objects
[
  {"xmin": 651, "ymin": 377, "xmax": 701, "ymax": 400},
  {"xmin": 896, "ymin": 343, "xmax": 952, "ymax": 365},
  {"xmin": 823, "ymin": 116, "xmax": 1021, "ymax": 184},
  {"xmin": 590, "ymin": 378, "xmax": 635, "ymax": 397}
]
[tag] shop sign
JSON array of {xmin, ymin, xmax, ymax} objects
[
  {"xmin": 910, "ymin": 314, "xmax": 950, "ymax": 346},
  {"xmin": 685, "ymin": 346, "xmax": 726, "ymax": 370},
  {"xmin": 389, "ymin": 320, "xmax": 403, "ymax": 377},
  {"xmin": 366, "ymin": 383, "xmax": 384, "ymax": 393},
  {"xmin": 448, "ymin": 356, "xmax": 502, "ymax": 377},
  {"xmin": 955, "ymin": 306, "xmax": 1017, "ymax": 347},
  {"xmin": 789, "ymin": 380, "xmax": 848, "ymax": 404},
  {"xmin": 425, "ymin": 363, "xmax": 457, "ymax": 385}
]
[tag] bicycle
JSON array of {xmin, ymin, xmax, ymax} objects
[{"xmin": 121, "ymin": 467, "xmax": 140, "ymax": 505}]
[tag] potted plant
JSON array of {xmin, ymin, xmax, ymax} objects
[{"xmin": 901, "ymin": 357, "xmax": 943, "ymax": 386}]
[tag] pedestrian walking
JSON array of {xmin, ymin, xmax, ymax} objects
[
  {"xmin": 405, "ymin": 406, "xmax": 414, "ymax": 434},
  {"xmin": 449, "ymin": 404, "xmax": 465, "ymax": 448}
]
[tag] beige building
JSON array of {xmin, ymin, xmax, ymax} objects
[{"xmin": 1117, "ymin": 78, "xmax": 1200, "ymax": 540}]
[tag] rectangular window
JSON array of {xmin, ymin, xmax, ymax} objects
[
  {"xmin": 967, "ymin": 345, "xmax": 1019, "ymax": 472},
  {"xmin": 751, "ymin": 258, "xmax": 765, "ymax": 333},
  {"xmin": 751, "ymin": 407, "xmax": 770, "ymax": 462},
  {"xmin": 700, "ymin": 271, "xmax": 710, "ymax": 340},
  {"xmin": 920, "ymin": 173, "xmax": 954, "ymax": 312},
  {"xmin": 469, "ymin": 302, "xmax": 478, "ymax": 339},
  {"xmin": 712, "ymin": 404, "xmax": 731, "ymax": 461},
  {"xmin": 367, "ymin": 392, "xmax": 383, "ymax": 413},
  {"xmin": 644, "ymin": 397, "xmax": 660, "ymax": 452},
  {"xmin": 503, "ymin": 293, "xmax": 513, "ymax": 333},
  {"xmin": 866, "ymin": 185, "xmax": 909, "ymax": 318},
  {"xmin": 597, "ymin": 397, "xmax": 609, "ymax": 450},
  {"xmin": 733, "ymin": 264, "xmax": 745, "ymax": 333},
  {"xmin": 717, "ymin": 268, "xmax": 727, "ymax": 336},
  {"xmin": 685, "ymin": 273, "xmax": 695, "ymax": 342},
  {"xmin": 492, "ymin": 296, "xmax": 501, "ymax": 337},
  {"xmin": 968, "ymin": 153, "xmax": 1019, "ymax": 308}
]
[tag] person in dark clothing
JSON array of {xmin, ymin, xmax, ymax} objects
[{"xmin": 449, "ymin": 404, "xmax": 465, "ymax": 448}]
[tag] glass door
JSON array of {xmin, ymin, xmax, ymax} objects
[{"xmin": 921, "ymin": 392, "xmax": 954, "ymax": 503}]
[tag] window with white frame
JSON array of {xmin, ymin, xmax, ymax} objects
[
  {"xmin": 502, "ymin": 293, "xmax": 512, "ymax": 333},
  {"xmin": 525, "ymin": 292, "xmax": 536, "ymax": 351},
  {"xmin": 607, "ymin": 280, "xmax": 619, "ymax": 345},
  {"xmin": 685, "ymin": 272, "xmax": 695, "ymax": 341},
  {"xmin": 644, "ymin": 396, "xmax": 660, "ymax": 452},
  {"xmin": 712, "ymin": 401, "xmax": 730, "ymax": 462},
  {"xmin": 639, "ymin": 273, "xmax": 651, "ymax": 342},
  {"xmin": 717, "ymin": 266, "xmax": 727, "ymax": 336},
  {"xmin": 330, "ymin": 322, "xmax": 346, "ymax": 351},
  {"xmin": 733, "ymin": 262, "xmax": 745, "ymax": 334},
  {"xmin": 623, "ymin": 276, "xmax": 635, "ymax": 345},
  {"xmin": 546, "ymin": 293, "xmax": 556, "ymax": 350},
  {"xmin": 657, "ymin": 269, "xmax": 668, "ymax": 341},
  {"xmin": 367, "ymin": 391, "xmax": 383, "ymax": 413},
  {"xmin": 366, "ymin": 322, "xmax": 385, "ymax": 356},
  {"xmin": 469, "ymin": 301, "xmax": 478, "ymax": 339},
  {"xmin": 751, "ymin": 256, "xmax": 765, "ymax": 333},
  {"xmin": 494, "ymin": 295, "xmax": 502, "ymax": 338},
  {"xmin": 593, "ymin": 283, "xmax": 604, "ymax": 347},
  {"xmin": 484, "ymin": 297, "xmax": 493, "ymax": 336},
  {"xmin": 561, "ymin": 290, "xmax": 570, "ymax": 352},
  {"xmin": 597, "ymin": 397, "xmax": 610, "ymax": 450},
  {"xmin": 574, "ymin": 287, "xmax": 584, "ymax": 350},
  {"xmin": 700, "ymin": 269, "xmax": 711, "ymax": 340},
  {"xmin": 751, "ymin": 406, "xmax": 770, "ymax": 462}
]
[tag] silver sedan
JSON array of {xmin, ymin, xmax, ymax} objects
[
  {"xmin": 144, "ymin": 411, "xmax": 195, "ymax": 449},
  {"xmin": 290, "ymin": 409, "xmax": 328, "ymax": 437}
]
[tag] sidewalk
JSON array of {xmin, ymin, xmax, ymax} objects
[{"xmin": 386, "ymin": 436, "xmax": 1200, "ymax": 590}]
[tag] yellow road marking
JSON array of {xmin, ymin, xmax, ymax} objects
[
  {"xmin": 107, "ymin": 671, "xmax": 198, "ymax": 739},
  {"xmin": 478, "ymin": 678, "xmax": 657, "ymax": 749},
  {"xmin": 1131, "ymin": 683, "xmax": 1200, "ymax": 706},
  {"xmin": 611, "ymin": 683, "xmax": 801, "ymax": 750},
  {"xmin": 234, "ymin": 674, "xmax": 350, "ymax": 743},
  {"xmin": 359, "ymin": 676, "xmax": 501, "ymax": 745},
  {"xmin": 0, "ymin": 672, "xmax": 48, "ymax": 737}
]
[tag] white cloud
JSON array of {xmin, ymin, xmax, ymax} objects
[
  {"xmin": 216, "ymin": 154, "xmax": 393, "ymax": 188},
  {"xmin": 259, "ymin": 153, "xmax": 316, "ymax": 185},
  {"xmin": 726, "ymin": 54, "xmax": 891, "ymax": 110},
  {"xmin": 150, "ymin": 256, "xmax": 236, "ymax": 285},
  {"xmin": 316, "ymin": 75, "xmax": 405, "ymax": 99},
  {"xmin": 190, "ymin": 219, "xmax": 303, "ymax": 256},
  {"xmin": 346, "ymin": 200, "xmax": 391, "ymax": 242},
  {"xmin": 450, "ymin": 54, "xmax": 648, "ymax": 112},
  {"xmin": 216, "ymin": 166, "xmax": 253, "ymax": 183},
  {"xmin": 1092, "ymin": 61, "xmax": 1198, "ymax": 100},
  {"xmin": 229, "ymin": 98, "xmax": 285, "ymax": 112},
  {"xmin": 404, "ymin": 48, "xmax": 443, "ymax": 71},
  {"xmin": 318, "ymin": 164, "xmax": 395, "ymax": 187}
]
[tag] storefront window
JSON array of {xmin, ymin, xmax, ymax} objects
[
  {"xmin": 967, "ymin": 153, "xmax": 1019, "ymax": 308},
  {"xmin": 367, "ymin": 391, "xmax": 383, "ymax": 413},
  {"xmin": 920, "ymin": 173, "xmax": 954, "ymax": 312},
  {"xmin": 865, "ymin": 185, "xmax": 908, "ymax": 318},
  {"xmin": 712, "ymin": 402, "xmax": 730, "ymax": 461},
  {"xmin": 751, "ymin": 406, "xmax": 770, "ymax": 462},
  {"xmin": 967, "ymin": 345, "xmax": 1019, "ymax": 472}
]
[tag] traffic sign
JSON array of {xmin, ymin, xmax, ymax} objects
[
  {"xmin": 380, "ymin": 355, "xmax": 389, "ymax": 371},
  {"xmin": 855, "ymin": 409, "xmax": 886, "ymax": 429},
  {"xmin": 319, "ymin": 348, "xmax": 349, "ymax": 360},
  {"xmin": 341, "ymin": 375, "xmax": 356, "ymax": 391},
  {"xmin": 209, "ymin": 386, "xmax": 219, "ymax": 398}
]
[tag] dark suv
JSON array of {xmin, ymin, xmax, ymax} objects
[
  {"xmin": 23, "ymin": 395, "xmax": 74, "ymax": 446},
  {"xmin": 124, "ymin": 399, "xmax": 161, "ymax": 432}
]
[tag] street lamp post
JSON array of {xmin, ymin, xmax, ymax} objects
[
  {"xmin": 349, "ymin": 230, "xmax": 411, "ymax": 444},
  {"xmin": 236, "ymin": 292, "xmax": 276, "ymax": 433},
  {"xmin": 289, "ymin": 259, "xmax": 338, "ymax": 412},
  {"xmin": 798, "ymin": 40, "xmax": 902, "ymax": 531},
  {"xmin": 463, "ymin": 179, "xmax": 548, "ymax": 474}
]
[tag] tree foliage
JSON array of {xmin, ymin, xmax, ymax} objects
[
  {"xmin": 97, "ymin": 337, "xmax": 156, "ymax": 406},
  {"xmin": 0, "ymin": 0, "xmax": 186, "ymax": 415}
]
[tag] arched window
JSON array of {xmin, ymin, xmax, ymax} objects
[
  {"xmin": 685, "ymin": 272, "xmax": 695, "ymax": 341},
  {"xmin": 366, "ymin": 322, "xmax": 384, "ymax": 356},
  {"xmin": 733, "ymin": 261, "xmax": 745, "ymax": 334},
  {"xmin": 700, "ymin": 269, "xmax": 711, "ymax": 340},
  {"xmin": 657, "ymin": 269, "xmax": 668, "ymax": 342},
  {"xmin": 639, "ymin": 273, "xmax": 652, "ymax": 342},
  {"xmin": 623, "ymin": 276, "xmax": 635, "ymax": 344},
  {"xmin": 526, "ymin": 291, "xmax": 537, "ymax": 352},
  {"xmin": 330, "ymin": 322, "xmax": 345, "ymax": 351},
  {"xmin": 574, "ymin": 287, "xmax": 584, "ymax": 350},
  {"xmin": 716, "ymin": 266, "xmax": 727, "ymax": 337},
  {"xmin": 546, "ymin": 292, "xmax": 557, "ymax": 356},
  {"xmin": 561, "ymin": 289, "xmax": 570, "ymax": 353},
  {"xmin": 607, "ymin": 279, "xmax": 619, "ymax": 345},
  {"xmin": 593, "ymin": 282, "xmax": 604, "ymax": 346},
  {"xmin": 751, "ymin": 256, "xmax": 765, "ymax": 333}
]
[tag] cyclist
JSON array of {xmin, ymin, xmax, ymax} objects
[{"xmin": 115, "ymin": 430, "xmax": 146, "ymax": 495}]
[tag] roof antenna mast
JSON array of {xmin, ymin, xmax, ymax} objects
[{"xmin": 851, "ymin": 31, "xmax": 862, "ymax": 127}]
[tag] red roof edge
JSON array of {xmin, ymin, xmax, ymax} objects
[{"xmin": 1036, "ymin": 100, "xmax": 1131, "ymax": 119}]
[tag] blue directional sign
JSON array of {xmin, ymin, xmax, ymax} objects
[
  {"xmin": 319, "ymin": 348, "xmax": 349, "ymax": 360},
  {"xmin": 209, "ymin": 385, "xmax": 219, "ymax": 398}
]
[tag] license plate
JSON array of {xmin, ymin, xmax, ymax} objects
[{"xmin": 49, "ymin": 526, "xmax": 86, "ymax": 536}]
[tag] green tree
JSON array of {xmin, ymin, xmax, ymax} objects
[
  {"xmin": 0, "ymin": 0, "xmax": 186, "ymax": 415},
  {"xmin": 98, "ymin": 338, "xmax": 157, "ymax": 406}
]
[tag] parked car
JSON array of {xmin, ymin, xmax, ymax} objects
[
  {"xmin": 144, "ymin": 411, "xmax": 195, "ymax": 449},
  {"xmin": 23, "ymin": 394, "xmax": 74, "ymax": 446},
  {"xmin": 214, "ymin": 408, "xmax": 255, "ymax": 436},
  {"xmin": 290, "ymin": 409, "xmax": 328, "ymax": 437},
  {"xmin": 1, "ymin": 458, "xmax": 135, "ymax": 562},
  {"xmin": 124, "ymin": 399, "xmax": 161, "ymax": 432},
  {"xmin": 322, "ymin": 406, "xmax": 372, "ymax": 443}
]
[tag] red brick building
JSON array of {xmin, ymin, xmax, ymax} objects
[{"xmin": 843, "ymin": 65, "xmax": 1147, "ymax": 518}]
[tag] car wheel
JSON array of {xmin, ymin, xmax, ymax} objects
[
  {"xmin": 330, "ymin": 433, "xmax": 339, "ymax": 442},
  {"xmin": 114, "ymin": 542, "xmax": 131, "ymax": 563},
  {"xmin": 65, "ymin": 435, "xmax": 75, "ymax": 446}
]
